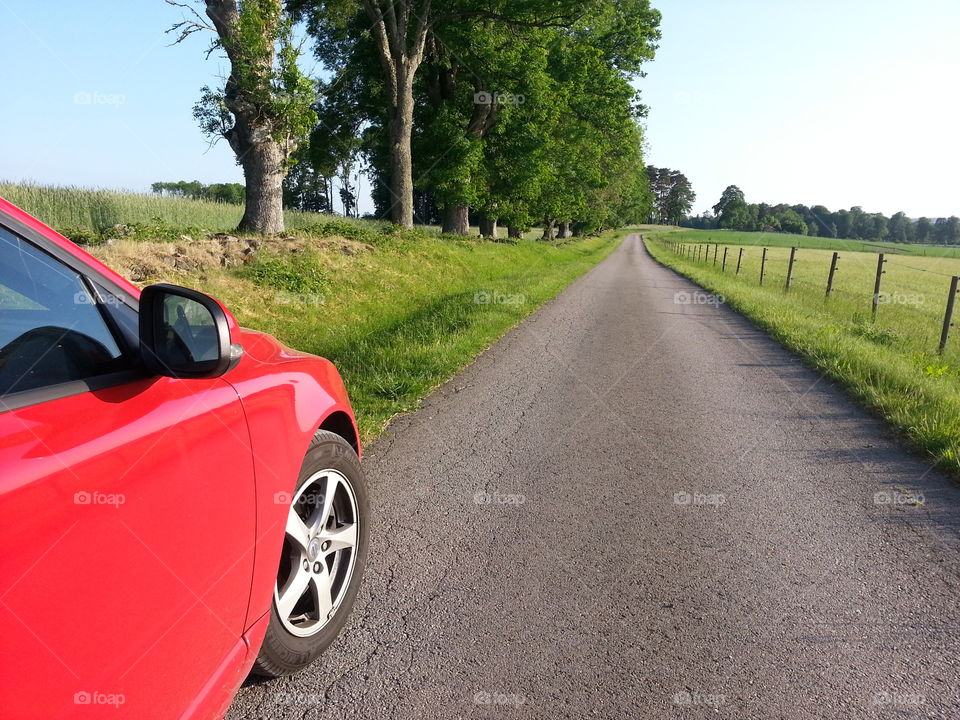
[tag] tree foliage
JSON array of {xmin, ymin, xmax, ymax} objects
[
  {"xmin": 647, "ymin": 168, "xmax": 695, "ymax": 225},
  {"xmin": 289, "ymin": 0, "xmax": 660, "ymax": 233}
]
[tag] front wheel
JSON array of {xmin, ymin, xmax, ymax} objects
[{"xmin": 253, "ymin": 430, "xmax": 369, "ymax": 677}]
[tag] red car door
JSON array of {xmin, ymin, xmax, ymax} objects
[{"xmin": 0, "ymin": 225, "xmax": 256, "ymax": 718}]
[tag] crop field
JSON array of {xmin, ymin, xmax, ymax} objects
[
  {"xmin": 0, "ymin": 182, "xmax": 545, "ymax": 241},
  {"xmin": 645, "ymin": 230, "xmax": 960, "ymax": 471}
]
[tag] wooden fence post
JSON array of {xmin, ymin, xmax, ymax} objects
[
  {"xmin": 826, "ymin": 252, "xmax": 839, "ymax": 297},
  {"xmin": 785, "ymin": 247, "xmax": 797, "ymax": 291},
  {"xmin": 872, "ymin": 253, "xmax": 887, "ymax": 322},
  {"xmin": 939, "ymin": 276, "xmax": 960, "ymax": 353}
]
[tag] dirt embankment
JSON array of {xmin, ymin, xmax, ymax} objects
[{"xmin": 88, "ymin": 233, "xmax": 374, "ymax": 285}]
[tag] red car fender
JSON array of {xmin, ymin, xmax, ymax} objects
[{"xmin": 225, "ymin": 328, "xmax": 360, "ymax": 631}]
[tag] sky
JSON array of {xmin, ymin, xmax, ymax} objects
[
  {"xmin": 0, "ymin": 0, "xmax": 958, "ymax": 219},
  {"xmin": 640, "ymin": 0, "xmax": 960, "ymax": 218}
]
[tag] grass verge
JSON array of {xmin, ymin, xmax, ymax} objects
[
  {"xmin": 645, "ymin": 235, "xmax": 960, "ymax": 474},
  {"xmin": 90, "ymin": 228, "xmax": 625, "ymax": 442}
]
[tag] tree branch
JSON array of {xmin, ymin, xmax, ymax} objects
[{"xmin": 163, "ymin": 0, "xmax": 215, "ymax": 44}]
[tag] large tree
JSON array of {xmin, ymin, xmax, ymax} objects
[
  {"xmin": 713, "ymin": 185, "xmax": 751, "ymax": 229},
  {"xmin": 647, "ymin": 167, "xmax": 695, "ymax": 225},
  {"xmin": 167, "ymin": 0, "xmax": 317, "ymax": 234}
]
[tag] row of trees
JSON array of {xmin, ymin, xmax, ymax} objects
[
  {"xmin": 167, "ymin": 0, "xmax": 662, "ymax": 235},
  {"xmin": 686, "ymin": 185, "xmax": 960, "ymax": 245},
  {"xmin": 151, "ymin": 176, "xmax": 361, "ymax": 216},
  {"xmin": 150, "ymin": 180, "xmax": 246, "ymax": 204}
]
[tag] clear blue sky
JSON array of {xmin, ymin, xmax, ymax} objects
[
  {"xmin": 1, "ymin": 0, "xmax": 958, "ymax": 219},
  {"xmin": 641, "ymin": 0, "xmax": 960, "ymax": 218}
]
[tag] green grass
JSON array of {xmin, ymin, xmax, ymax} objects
[
  {"xmin": 212, "ymin": 232, "xmax": 624, "ymax": 441},
  {"xmin": 90, "ymin": 226, "xmax": 623, "ymax": 442},
  {"xmin": 643, "ymin": 225, "xmax": 960, "ymax": 258},
  {"xmin": 645, "ymin": 232, "xmax": 960, "ymax": 473}
]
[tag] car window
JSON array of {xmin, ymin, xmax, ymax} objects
[{"xmin": 0, "ymin": 226, "xmax": 130, "ymax": 396}]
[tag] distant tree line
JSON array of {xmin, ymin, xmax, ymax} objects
[
  {"xmin": 151, "ymin": 175, "xmax": 361, "ymax": 216},
  {"xmin": 685, "ymin": 185, "xmax": 960, "ymax": 245},
  {"xmin": 151, "ymin": 180, "xmax": 245, "ymax": 205}
]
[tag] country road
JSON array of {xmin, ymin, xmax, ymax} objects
[{"xmin": 226, "ymin": 234, "xmax": 960, "ymax": 719}]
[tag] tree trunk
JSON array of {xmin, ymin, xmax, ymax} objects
[
  {"xmin": 508, "ymin": 225, "xmax": 523, "ymax": 239},
  {"xmin": 204, "ymin": 0, "xmax": 289, "ymax": 235},
  {"xmin": 442, "ymin": 204, "xmax": 470, "ymax": 235},
  {"xmin": 542, "ymin": 219, "xmax": 556, "ymax": 241},
  {"xmin": 363, "ymin": 3, "xmax": 431, "ymax": 229},
  {"xmin": 236, "ymin": 136, "xmax": 285, "ymax": 234},
  {"xmin": 388, "ymin": 87, "xmax": 415, "ymax": 228},
  {"xmin": 557, "ymin": 222, "xmax": 570, "ymax": 239},
  {"xmin": 479, "ymin": 215, "xmax": 498, "ymax": 239}
]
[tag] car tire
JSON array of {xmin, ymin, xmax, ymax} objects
[{"xmin": 252, "ymin": 430, "xmax": 369, "ymax": 677}]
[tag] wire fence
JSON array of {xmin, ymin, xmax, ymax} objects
[{"xmin": 661, "ymin": 240, "xmax": 960, "ymax": 359}]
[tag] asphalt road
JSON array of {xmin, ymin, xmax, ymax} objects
[{"xmin": 227, "ymin": 234, "xmax": 960, "ymax": 719}]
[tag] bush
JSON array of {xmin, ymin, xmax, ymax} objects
[{"xmin": 58, "ymin": 225, "xmax": 101, "ymax": 246}]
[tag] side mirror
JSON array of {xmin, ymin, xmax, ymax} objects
[{"xmin": 139, "ymin": 284, "xmax": 243, "ymax": 379}]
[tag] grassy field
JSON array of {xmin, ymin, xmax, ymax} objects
[
  {"xmin": 87, "ymin": 227, "xmax": 623, "ymax": 442},
  {"xmin": 641, "ymin": 225, "xmax": 960, "ymax": 258},
  {"xmin": 644, "ymin": 228, "xmax": 960, "ymax": 473}
]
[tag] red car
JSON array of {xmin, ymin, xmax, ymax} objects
[{"xmin": 0, "ymin": 198, "xmax": 370, "ymax": 718}]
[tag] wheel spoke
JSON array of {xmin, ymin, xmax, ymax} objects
[
  {"xmin": 316, "ymin": 474, "xmax": 341, "ymax": 533},
  {"xmin": 318, "ymin": 522, "xmax": 358, "ymax": 554},
  {"xmin": 310, "ymin": 567, "xmax": 335, "ymax": 620},
  {"xmin": 276, "ymin": 565, "xmax": 311, "ymax": 621},
  {"xmin": 285, "ymin": 507, "xmax": 311, "ymax": 553}
]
